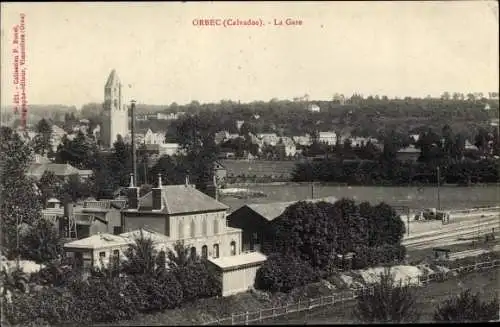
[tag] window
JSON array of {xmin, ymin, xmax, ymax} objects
[
  {"xmin": 213, "ymin": 217, "xmax": 219, "ymax": 235},
  {"xmin": 99, "ymin": 251, "xmax": 106, "ymax": 258},
  {"xmin": 230, "ymin": 241, "xmax": 236, "ymax": 256},
  {"xmin": 202, "ymin": 217, "xmax": 207, "ymax": 236},
  {"xmin": 112, "ymin": 250, "xmax": 120, "ymax": 266},
  {"xmin": 113, "ymin": 227, "xmax": 122, "ymax": 235},
  {"xmin": 190, "ymin": 219, "xmax": 196, "ymax": 238},
  {"xmin": 190, "ymin": 247, "xmax": 197, "ymax": 259},
  {"xmin": 178, "ymin": 220, "xmax": 184, "ymax": 239},
  {"xmin": 201, "ymin": 245, "xmax": 208, "ymax": 259},
  {"xmin": 213, "ymin": 244, "xmax": 219, "ymax": 258}
]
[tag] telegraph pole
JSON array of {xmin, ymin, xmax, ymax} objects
[
  {"xmin": 130, "ymin": 100, "xmax": 137, "ymax": 186},
  {"xmin": 437, "ymin": 166, "xmax": 441, "ymax": 211}
]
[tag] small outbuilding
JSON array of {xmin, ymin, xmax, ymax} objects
[{"xmin": 208, "ymin": 251, "xmax": 267, "ymax": 297}]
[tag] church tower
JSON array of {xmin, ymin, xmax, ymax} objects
[{"xmin": 101, "ymin": 70, "xmax": 129, "ymax": 148}]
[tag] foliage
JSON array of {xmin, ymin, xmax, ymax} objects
[
  {"xmin": 173, "ymin": 260, "xmax": 221, "ymax": 302},
  {"xmin": 0, "ymin": 127, "xmax": 42, "ymax": 258},
  {"xmin": 19, "ymin": 219, "xmax": 64, "ymax": 264},
  {"xmin": 29, "ymin": 258, "xmax": 77, "ymax": 287},
  {"xmin": 166, "ymin": 241, "xmax": 197, "ymax": 269},
  {"xmin": 133, "ymin": 270, "xmax": 184, "ymax": 311},
  {"xmin": 54, "ymin": 131, "xmax": 98, "ymax": 170},
  {"xmin": 270, "ymin": 199, "xmax": 405, "ymax": 271},
  {"xmin": 59, "ymin": 174, "xmax": 92, "ymax": 202},
  {"xmin": 1, "ymin": 264, "xmax": 29, "ymax": 295},
  {"xmin": 353, "ymin": 267, "xmax": 421, "ymax": 323},
  {"xmin": 434, "ymin": 289, "xmax": 499, "ymax": 322},
  {"xmin": 352, "ymin": 244, "xmax": 407, "ymax": 269},
  {"xmin": 31, "ymin": 118, "xmax": 53, "ymax": 156},
  {"xmin": 37, "ymin": 171, "xmax": 63, "ymax": 206},
  {"xmin": 121, "ymin": 231, "xmax": 158, "ymax": 276},
  {"xmin": 254, "ymin": 253, "xmax": 319, "ymax": 293}
]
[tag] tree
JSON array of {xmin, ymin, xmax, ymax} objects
[
  {"xmin": 19, "ymin": 219, "xmax": 64, "ymax": 264},
  {"xmin": 353, "ymin": 267, "xmax": 420, "ymax": 323},
  {"xmin": 166, "ymin": 241, "xmax": 197, "ymax": 269},
  {"xmin": 121, "ymin": 231, "xmax": 158, "ymax": 276},
  {"xmin": 54, "ymin": 131, "xmax": 98, "ymax": 170},
  {"xmin": 60, "ymin": 174, "xmax": 92, "ymax": 202},
  {"xmin": 271, "ymin": 201, "xmax": 339, "ymax": 270},
  {"xmin": 32, "ymin": 118, "xmax": 53, "ymax": 155},
  {"xmin": 434, "ymin": 289, "xmax": 499, "ymax": 322},
  {"xmin": 37, "ymin": 171, "xmax": 63, "ymax": 207},
  {"xmin": 175, "ymin": 111, "xmax": 220, "ymax": 192},
  {"xmin": 0, "ymin": 127, "xmax": 42, "ymax": 258}
]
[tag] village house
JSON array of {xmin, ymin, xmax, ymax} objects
[
  {"xmin": 26, "ymin": 163, "xmax": 93, "ymax": 181},
  {"xmin": 227, "ymin": 197, "xmax": 338, "ymax": 252},
  {"xmin": 293, "ymin": 134, "xmax": 312, "ymax": 146},
  {"xmin": 318, "ymin": 131, "xmax": 338, "ymax": 145},
  {"xmin": 64, "ymin": 175, "xmax": 268, "ymax": 296},
  {"xmin": 307, "ymin": 103, "xmax": 321, "ymax": 112},
  {"xmin": 143, "ymin": 128, "xmax": 166, "ymax": 145},
  {"xmin": 396, "ymin": 145, "xmax": 421, "ymax": 162},
  {"xmin": 257, "ymin": 133, "xmax": 279, "ymax": 146},
  {"xmin": 42, "ymin": 198, "xmax": 124, "ymax": 239},
  {"xmin": 275, "ymin": 137, "xmax": 297, "ymax": 157}
]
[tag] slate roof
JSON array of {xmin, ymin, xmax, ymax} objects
[
  {"xmin": 238, "ymin": 196, "xmax": 338, "ymax": 222},
  {"xmin": 134, "ymin": 185, "xmax": 229, "ymax": 214},
  {"xmin": 120, "ymin": 229, "xmax": 170, "ymax": 244}
]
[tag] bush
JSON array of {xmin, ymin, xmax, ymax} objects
[
  {"xmin": 133, "ymin": 271, "xmax": 183, "ymax": 311},
  {"xmin": 71, "ymin": 276, "xmax": 141, "ymax": 323},
  {"xmin": 434, "ymin": 289, "xmax": 499, "ymax": 322},
  {"xmin": 174, "ymin": 261, "xmax": 221, "ymax": 302},
  {"xmin": 19, "ymin": 219, "xmax": 64, "ymax": 264},
  {"xmin": 353, "ymin": 267, "xmax": 421, "ymax": 323},
  {"xmin": 352, "ymin": 244, "xmax": 407, "ymax": 269},
  {"xmin": 254, "ymin": 253, "xmax": 320, "ymax": 293},
  {"xmin": 3, "ymin": 288, "xmax": 83, "ymax": 326}
]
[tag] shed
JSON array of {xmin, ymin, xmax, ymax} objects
[
  {"xmin": 227, "ymin": 196, "xmax": 338, "ymax": 252},
  {"xmin": 208, "ymin": 251, "xmax": 267, "ymax": 296}
]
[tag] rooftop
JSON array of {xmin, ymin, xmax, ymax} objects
[
  {"xmin": 133, "ymin": 184, "xmax": 229, "ymax": 214},
  {"xmin": 63, "ymin": 233, "xmax": 130, "ymax": 250},
  {"xmin": 239, "ymin": 196, "xmax": 338, "ymax": 222},
  {"xmin": 27, "ymin": 163, "xmax": 84, "ymax": 179},
  {"xmin": 208, "ymin": 251, "xmax": 267, "ymax": 271}
]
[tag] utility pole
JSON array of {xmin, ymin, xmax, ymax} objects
[
  {"xmin": 130, "ymin": 100, "xmax": 137, "ymax": 186},
  {"xmin": 437, "ymin": 166, "xmax": 441, "ymax": 211}
]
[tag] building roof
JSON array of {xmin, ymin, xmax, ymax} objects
[
  {"xmin": 120, "ymin": 228, "xmax": 170, "ymax": 244},
  {"xmin": 397, "ymin": 145, "xmax": 421, "ymax": 153},
  {"xmin": 27, "ymin": 163, "xmax": 83, "ymax": 179},
  {"xmin": 240, "ymin": 196, "xmax": 338, "ymax": 222},
  {"xmin": 105, "ymin": 69, "xmax": 120, "ymax": 88},
  {"xmin": 134, "ymin": 184, "xmax": 229, "ymax": 214},
  {"xmin": 208, "ymin": 251, "xmax": 267, "ymax": 271},
  {"xmin": 63, "ymin": 233, "xmax": 130, "ymax": 250}
]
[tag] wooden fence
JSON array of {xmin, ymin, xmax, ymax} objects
[{"xmin": 202, "ymin": 259, "xmax": 500, "ymax": 325}]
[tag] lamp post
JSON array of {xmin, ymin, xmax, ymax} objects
[{"xmin": 130, "ymin": 99, "xmax": 137, "ymax": 186}]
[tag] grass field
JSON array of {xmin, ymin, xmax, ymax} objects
[
  {"xmin": 220, "ymin": 184, "xmax": 500, "ymax": 212},
  {"xmin": 255, "ymin": 269, "xmax": 499, "ymax": 324}
]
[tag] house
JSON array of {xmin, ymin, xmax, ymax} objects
[
  {"xmin": 227, "ymin": 196, "xmax": 338, "ymax": 252},
  {"xmin": 307, "ymin": 103, "xmax": 320, "ymax": 112},
  {"xmin": 208, "ymin": 251, "xmax": 267, "ymax": 296},
  {"xmin": 119, "ymin": 175, "xmax": 267, "ymax": 296},
  {"xmin": 276, "ymin": 138, "xmax": 297, "ymax": 157},
  {"xmin": 42, "ymin": 198, "xmax": 124, "ymax": 239},
  {"xmin": 318, "ymin": 132, "xmax": 337, "ymax": 145},
  {"xmin": 26, "ymin": 163, "xmax": 93, "ymax": 181},
  {"xmin": 396, "ymin": 145, "xmax": 421, "ymax": 162},
  {"xmin": 257, "ymin": 133, "xmax": 279, "ymax": 146},
  {"xmin": 293, "ymin": 135, "xmax": 312, "ymax": 146},
  {"xmin": 143, "ymin": 128, "xmax": 165, "ymax": 145},
  {"xmin": 138, "ymin": 143, "xmax": 181, "ymax": 157}
]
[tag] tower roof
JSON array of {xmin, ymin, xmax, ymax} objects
[{"xmin": 105, "ymin": 69, "xmax": 121, "ymax": 88}]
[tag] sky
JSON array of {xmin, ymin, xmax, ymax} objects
[{"xmin": 1, "ymin": 1, "xmax": 498, "ymax": 109}]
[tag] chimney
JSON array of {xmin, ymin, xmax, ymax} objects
[
  {"xmin": 185, "ymin": 175, "xmax": 189, "ymax": 187},
  {"xmin": 61, "ymin": 197, "xmax": 73, "ymax": 236},
  {"xmin": 127, "ymin": 173, "xmax": 139, "ymax": 210},
  {"xmin": 152, "ymin": 173, "xmax": 163, "ymax": 210}
]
